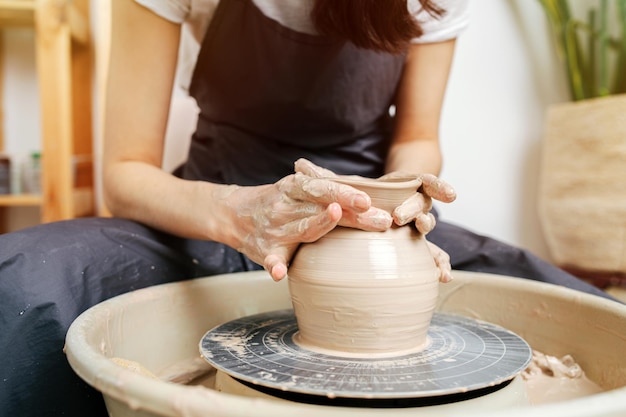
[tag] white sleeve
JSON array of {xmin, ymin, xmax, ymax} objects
[
  {"xmin": 410, "ymin": 0, "xmax": 470, "ymax": 43},
  {"xmin": 134, "ymin": 0, "xmax": 191, "ymax": 24},
  {"xmin": 133, "ymin": 0, "xmax": 218, "ymax": 92}
]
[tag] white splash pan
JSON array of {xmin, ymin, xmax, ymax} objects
[{"xmin": 65, "ymin": 270, "xmax": 626, "ymax": 417}]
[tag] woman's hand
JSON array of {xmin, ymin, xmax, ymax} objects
[
  {"xmin": 219, "ymin": 171, "xmax": 392, "ymax": 282},
  {"xmin": 379, "ymin": 171, "xmax": 456, "ymax": 234},
  {"xmin": 427, "ymin": 241, "xmax": 453, "ymax": 283}
]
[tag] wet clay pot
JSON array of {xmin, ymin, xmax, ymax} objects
[{"xmin": 287, "ymin": 175, "xmax": 439, "ymax": 357}]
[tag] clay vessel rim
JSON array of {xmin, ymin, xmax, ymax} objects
[{"xmin": 328, "ymin": 175, "xmax": 422, "ymax": 189}]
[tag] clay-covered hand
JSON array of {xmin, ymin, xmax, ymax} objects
[
  {"xmin": 221, "ymin": 170, "xmax": 392, "ymax": 282},
  {"xmin": 377, "ymin": 172, "xmax": 455, "ymax": 283},
  {"xmin": 295, "ymin": 159, "xmax": 456, "ymax": 234},
  {"xmin": 378, "ymin": 171, "xmax": 456, "ymax": 234},
  {"xmin": 292, "ymin": 159, "xmax": 394, "ymax": 231},
  {"xmin": 427, "ymin": 241, "xmax": 453, "ymax": 283}
]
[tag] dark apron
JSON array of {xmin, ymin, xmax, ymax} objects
[{"xmin": 180, "ymin": 0, "xmax": 406, "ymax": 185}]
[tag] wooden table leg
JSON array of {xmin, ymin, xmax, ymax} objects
[{"xmin": 0, "ymin": 206, "xmax": 6, "ymax": 234}]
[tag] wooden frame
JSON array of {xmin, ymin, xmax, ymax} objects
[{"xmin": 0, "ymin": 0, "xmax": 94, "ymax": 231}]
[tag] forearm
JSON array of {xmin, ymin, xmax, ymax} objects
[
  {"xmin": 387, "ymin": 39, "xmax": 455, "ymax": 178},
  {"xmin": 103, "ymin": 161, "xmax": 238, "ymax": 246},
  {"xmin": 103, "ymin": 1, "xmax": 238, "ymax": 244},
  {"xmin": 386, "ymin": 139, "xmax": 443, "ymax": 176}
]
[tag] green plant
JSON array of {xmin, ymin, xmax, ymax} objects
[{"xmin": 537, "ymin": 0, "xmax": 626, "ymax": 100}]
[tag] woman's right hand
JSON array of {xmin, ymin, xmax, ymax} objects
[
  {"xmin": 218, "ymin": 171, "xmax": 393, "ymax": 282},
  {"xmin": 105, "ymin": 3, "xmax": 389, "ymax": 282}
]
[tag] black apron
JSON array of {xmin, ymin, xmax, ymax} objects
[{"xmin": 180, "ymin": 0, "xmax": 406, "ymax": 185}]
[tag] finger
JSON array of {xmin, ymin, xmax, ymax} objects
[
  {"xmin": 420, "ymin": 174, "xmax": 456, "ymax": 203},
  {"xmin": 338, "ymin": 207, "xmax": 393, "ymax": 231},
  {"xmin": 435, "ymin": 255, "xmax": 454, "ymax": 284},
  {"xmin": 264, "ymin": 203, "xmax": 343, "ymax": 281},
  {"xmin": 271, "ymin": 198, "xmax": 326, "ymax": 223},
  {"xmin": 415, "ymin": 212, "xmax": 436, "ymax": 234},
  {"xmin": 298, "ymin": 202, "xmax": 343, "ymax": 242},
  {"xmin": 281, "ymin": 173, "xmax": 371, "ymax": 212},
  {"xmin": 275, "ymin": 202, "xmax": 342, "ymax": 245},
  {"xmin": 428, "ymin": 242, "xmax": 453, "ymax": 283},
  {"xmin": 263, "ymin": 253, "xmax": 289, "ymax": 281},
  {"xmin": 393, "ymin": 193, "xmax": 432, "ymax": 226},
  {"xmin": 294, "ymin": 158, "xmax": 337, "ymax": 179}
]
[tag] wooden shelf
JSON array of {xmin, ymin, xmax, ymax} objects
[
  {"xmin": 0, "ymin": 193, "xmax": 42, "ymax": 206},
  {"xmin": 0, "ymin": 187, "xmax": 92, "ymax": 212},
  {"xmin": 0, "ymin": 0, "xmax": 35, "ymax": 27},
  {"xmin": 0, "ymin": 1, "xmax": 87, "ymax": 43},
  {"xmin": 0, "ymin": 0, "xmax": 94, "ymax": 231}
]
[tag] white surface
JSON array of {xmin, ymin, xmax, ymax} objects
[
  {"xmin": 1, "ymin": 29, "xmax": 41, "ymax": 157},
  {"xmin": 437, "ymin": 0, "xmax": 568, "ymax": 260},
  {"xmin": 1, "ymin": 29, "xmax": 43, "ymax": 231}
]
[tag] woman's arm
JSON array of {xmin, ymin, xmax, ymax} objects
[
  {"xmin": 386, "ymin": 39, "xmax": 457, "ymax": 176},
  {"xmin": 104, "ymin": 0, "xmax": 216, "ymax": 238},
  {"xmin": 103, "ymin": 0, "xmax": 385, "ymax": 280},
  {"xmin": 386, "ymin": 39, "xmax": 458, "ymax": 284}
]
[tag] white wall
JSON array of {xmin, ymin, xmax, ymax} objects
[
  {"xmin": 437, "ymin": 0, "xmax": 570, "ymax": 260},
  {"xmin": 2, "ymin": 29, "xmax": 40, "ymax": 155},
  {"xmin": 1, "ymin": 28, "xmax": 42, "ymax": 229},
  {"xmin": 2, "ymin": 1, "xmax": 572, "ymax": 262}
]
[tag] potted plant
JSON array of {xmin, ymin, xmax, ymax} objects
[{"xmin": 536, "ymin": 0, "xmax": 626, "ymax": 287}]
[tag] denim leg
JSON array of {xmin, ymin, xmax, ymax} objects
[
  {"xmin": 428, "ymin": 219, "xmax": 618, "ymax": 302},
  {"xmin": 0, "ymin": 217, "xmax": 259, "ymax": 417}
]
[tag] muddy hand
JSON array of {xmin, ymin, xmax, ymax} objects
[
  {"xmin": 294, "ymin": 158, "xmax": 393, "ymax": 231},
  {"xmin": 380, "ymin": 172, "xmax": 456, "ymax": 234},
  {"xmin": 223, "ymin": 171, "xmax": 387, "ymax": 282},
  {"xmin": 427, "ymin": 241, "xmax": 453, "ymax": 283}
]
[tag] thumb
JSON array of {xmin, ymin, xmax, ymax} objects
[
  {"xmin": 294, "ymin": 158, "xmax": 337, "ymax": 178},
  {"xmin": 263, "ymin": 252, "xmax": 290, "ymax": 281}
]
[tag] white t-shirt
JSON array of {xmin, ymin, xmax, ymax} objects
[{"xmin": 135, "ymin": 0, "xmax": 470, "ymax": 90}]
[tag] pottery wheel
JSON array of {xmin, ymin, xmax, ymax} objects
[{"xmin": 200, "ymin": 310, "xmax": 532, "ymax": 400}]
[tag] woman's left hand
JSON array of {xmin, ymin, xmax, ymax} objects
[{"xmin": 378, "ymin": 171, "xmax": 456, "ymax": 234}]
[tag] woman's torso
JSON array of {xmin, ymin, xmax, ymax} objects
[{"xmin": 136, "ymin": 0, "xmax": 469, "ymax": 185}]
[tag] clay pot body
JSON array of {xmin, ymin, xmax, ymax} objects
[{"xmin": 288, "ymin": 176, "xmax": 439, "ymax": 357}]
